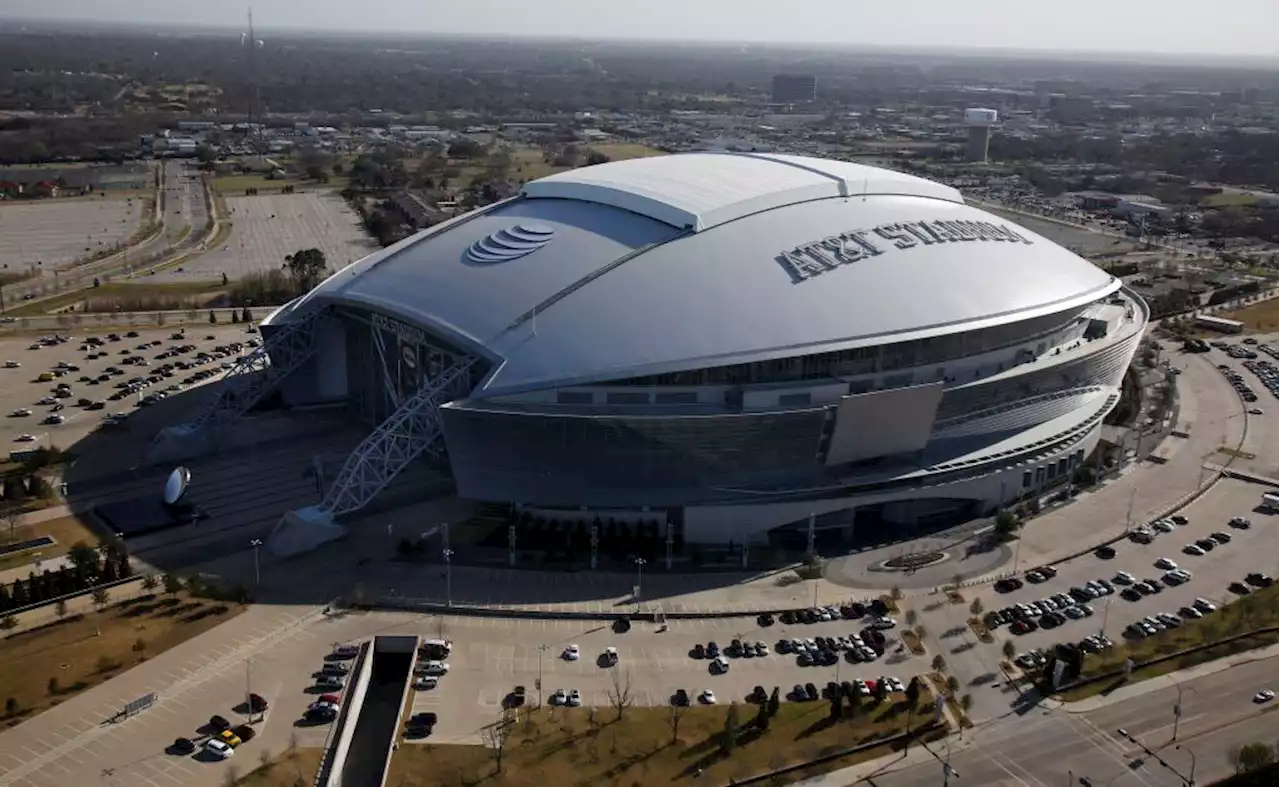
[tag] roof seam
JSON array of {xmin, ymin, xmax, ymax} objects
[{"xmin": 722, "ymin": 151, "xmax": 852, "ymax": 197}]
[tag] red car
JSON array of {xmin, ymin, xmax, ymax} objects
[{"xmin": 318, "ymin": 693, "xmax": 341, "ymax": 705}]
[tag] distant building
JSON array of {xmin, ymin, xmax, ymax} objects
[
  {"xmin": 1195, "ymin": 314, "xmax": 1244, "ymax": 334},
  {"xmin": 963, "ymin": 108, "xmax": 997, "ymax": 163},
  {"xmin": 771, "ymin": 74, "xmax": 817, "ymax": 104}
]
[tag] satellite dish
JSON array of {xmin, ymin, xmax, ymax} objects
[{"xmin": 163, "ymin": 466, "xmax": 191, "ymax": 505}]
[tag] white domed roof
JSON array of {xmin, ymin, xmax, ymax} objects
[{"xmin": 287, "ymin": 152, "xmax": 1118, "ymax": 396}]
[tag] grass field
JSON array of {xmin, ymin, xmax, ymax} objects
[
  {"xmin": 0, "ymin": 515, "xmax": 100, "ymax": 574},
  {"xmin": 0, "ymin": 591, "xmax": 245, "ymax": 728},
  {"xmin": 211, "ymin": 174, "xmax": 314, "ymax": 195},
  {"xmin": 1222, "ymin": 298, "xmax": 1279, "ymax": 333},
  {"xmin": 1201, "ymin": 192, "xmax": 1265, "ymax": 208},
  {"xmin": 5, "ymin": 280, "xmax": 229, "ymax": 317},
  {"xmin": 385, "ymin": 687, "xmax": 940, "ymax": 787},
  {"xmin": 1056, "ymin": 585, "xmax": 1278, "ymax": 702}
]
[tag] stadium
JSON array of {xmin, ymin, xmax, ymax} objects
[{"xmin": 156, "ymin": 152, "xmax": 1148, "ymax": 556}]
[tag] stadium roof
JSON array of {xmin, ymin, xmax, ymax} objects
[
  {"xmin": 278, "ymin": 153, "xmax": 1120, "ymax": 397},
  {"xmin": 520, "ymin": 152, "xmax": 964, "ymax": 232}
]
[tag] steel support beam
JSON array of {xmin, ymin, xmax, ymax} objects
[
  {"xmin": 196, "ymin": 307, "xmax": 324, "ymax": 430},
  {"xmin": 319, "ymin": 357, "xmax": 474, "ymax": 517}
]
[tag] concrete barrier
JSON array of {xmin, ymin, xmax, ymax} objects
[
  {"xmin": 318, "ymin": 639, "xmax": 375, "ymax": 787},
  {"xmin": 0, "ymin": 306, "xmax": 283, "ymax": 333}
]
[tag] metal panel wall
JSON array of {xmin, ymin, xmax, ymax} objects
[{"xmin": 824, "ymin": 381, "xmax": 945, "ymax": 466}]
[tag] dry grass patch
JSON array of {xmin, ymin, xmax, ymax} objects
[
  {"xmin": 0, "ymin": 591, "xmax": 245, "ymax": 727},
  {"xmin": 901, "ymin": 630, "xmax": 927, "ymax": 656},
  {"xmin": 1057, "ymin": 585, "xmax": 1278, "ymax": 702},
  {"xmin": 967, "ymin": 617, "xmax": 994, "ymax": 644},
  {"xmin": 386, "ymin": 691, "xmax": 937, "ymax": 787},
  {"xmin": 0, "ymin": 515, "xmax": 101, "ymax": 573},
  {"xmin": 1222, "ymin": 298, "xmax": 1279, "ymax": 333},
  {"xmin": 233, "ymin": 746, "xmax": 324, "ymax": 787}
]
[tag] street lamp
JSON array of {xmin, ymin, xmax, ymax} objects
[
  {"xmin": 536, "ymin": 643, "xmax": 549, "ymax": 707},
  {"xmin": 442, "ymin": 548, "xmax": 454, "ymax": 607},
  {"xmin": 1171, "ymin": 679, "xmax": 1199, "ymax": 742},
  {"xmin": 249, "ymin": 538, "xmax": 263, "ymax": 587},
  {"xmin": 634, "ymin": 557, "xmax": 646, "ymax": 601}
]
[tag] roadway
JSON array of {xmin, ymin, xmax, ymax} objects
[{"xmin": 855, "ymin": 657, "xmax": 1278, "ymax": 787}]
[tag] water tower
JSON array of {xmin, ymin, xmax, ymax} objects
[{"xmin": 964, "ymin": 108, "xmax": 998, "ymax": 162}]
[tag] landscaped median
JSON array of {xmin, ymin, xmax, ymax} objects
[
  {"xmin": 1052, "ymin": 585, "xmax": 1278, "ymax": 703},
  {"xmin": 380, "ymin": 685, "xmax": 943, "ymax": 787}
]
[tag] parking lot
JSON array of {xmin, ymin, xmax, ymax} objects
[
  {"xmin": 983, "ymin": 477, "xmax": 1277, "ymax": 662},
  {"xmin": 150, "ymin": 192, "xmax": 376, "ymax": 282},
  {"xmin": 0, "ymin": 325, "xmax": 261, "ymax": 453},
  {"xmin": 0, "ymin": 196, "xmax": 145, "ymax": 273},
  {"xmin": 1199, "ymin": 334, "xmax": 1279, "ymax": 480}
]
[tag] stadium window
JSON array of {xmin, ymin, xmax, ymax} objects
[
  {"xmin": 655, "ymin": 392, "xmax": 697, "ymax": 405},
  {"xmin": 606, "ymin": 392, "xmax": 650, "ymax": 405},
  {"xmin": 557, "ymin": 391, "xmax": 593, "ymax": 405},
  {"xmin": 1022, "ymin": 470, "xmax": 1032, "ymax": 488}
]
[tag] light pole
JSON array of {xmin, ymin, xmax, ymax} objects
[
  {"xmin": 634, "ymin": 557, "xmax": 646, "ymax": 601},
  {"xmin": 1171, "ymin": 679, "xmax": 1198, "ymax": 742},
  {"xmin": 536, "ymin": 643, "xmax": 549, "ymax": 708},
  {"xmin": 442, "ymin": 548, "xmax": 454, "ymax": 607},
  {"xmin": 249, "ymin": 538, "xmax": 262, "ymax": 587},
  {"xmin": 245, "ymin": 658, "xmax": 254, "ymax": 722}
]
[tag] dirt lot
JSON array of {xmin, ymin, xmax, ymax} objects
[
  {"xmin": 233, "ymin": 747, "xmax": 324, "ymax": 787},
  {"xmin": 0, "ymin": 591, "xmax": 245, "ymax": 728},
  {"xmin": 387, "ymin": 687, "xmax": 939, "ymax": 787}
]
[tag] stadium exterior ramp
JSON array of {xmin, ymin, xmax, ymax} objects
[{"xmin": 150, "ymin": 152, "xmax": 1150, "ymax": 553}]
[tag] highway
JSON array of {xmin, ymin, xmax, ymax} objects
[{"xmin": 858, "ymin": 657, "xmax": 1278, "ymax": 787}]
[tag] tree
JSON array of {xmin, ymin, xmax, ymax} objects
[
  {"xmin": 162, "ymin": 573, "xmax": 182, "ymax": 595},
  {"xmin": 959, "ymin": 694, "xmax": 972, "ymax": 712},
  {"xmin": 1002, "ymin": 640, "xmax": 1016, "ymax": 660},
  {"xmin": 970, "ymin": 598, "xmax": 984, "ymax": 616},
  {"xmin": 92, "ymin": 586, "xmax": 110, "ymax": 611},
  {"xmin": 905, "ymin": 676, "xmax": 921, "ymax": 710},
  {"xmin": 481, "ymin": 709, "xmax": 513, "ymax": 773},
  {"xmin": 946, "ymin": 676, "xmax": 960, "ymax": 694},
  {"xmin": 890, "ymin": 586, "xmax": 903, "ymax": 601},
  {"xmin": 828, "ymin": 688, "xmax": 843, "ymax": 719},
  {"xmin": 721, "ymin": 702, "xmax": 740, "ymax": 754},
  {"xmin": 995, "ymin": 508, "xmax": 1018, "ymax": 538},
  {"xmin": 1231, "ymin": 742, "xmax": 1277, "ymax": 774},
  {"xmin": 67, "ymin": 541, "xmax": 100, "ymax": 575},
  {"xmin": 607, "ymin": 667, "xmax": 634, "ymax": 721},
  {"xmin": 283, "ymin": 248, "xmax": 328, "ymax": 291},
  {"xmin": 209, "ymin": 309, "xmax": 218, "ymax": 324},
  {"xmin": 767, "ymin": 685, "xmax": 781, "ymax": 718},
  {"xmin": 932, "ymin": 655, "xmax": 947, "ymax": 672},
  {"xmin": 55, "ymin": 598, "xmax": 67, "ymax": 621},
  {"xmin": 873, "ymin": 680, "xmax": 889, "ymax": 705},
  {"xmin": 4, "ymin": 697, "xmax": 17, "ymax": 717},
  {"xmin": 905, "ymin": 609, "xmax": 918, "ymax": 628},
  {"xmin": 47, "ymin": 677, "xmax": 59, "ymax": 695},
  {"xmin": 846, "ymin": 682, "xmax": 862, "ymax": 718},
  {"xmin": 667, "ymin": 701, "xmax": 687, "ymax": 745},
  {"xmin": 142, "ymin": 574, "xmax": 159, "ymax": 593},
  {"xmin": 585, "ymin": 150, "xmax": 611, "ymax": 166},
  {"xmin": 0, "ymin": 615, "xmax": 16, "ymax": 632},
  {"xmin": 754, "ymin": 701, "xmax": 770, "ymax": 730}
]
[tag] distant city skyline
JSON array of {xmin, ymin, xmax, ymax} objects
[{"xmin": 0, "ymin": 0, "xmax": 1277, "ymax": 59}]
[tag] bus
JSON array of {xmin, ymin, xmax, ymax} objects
[{"xmin": 1262, "ymin": 492, "xmax": 1279, "ymax": 513}]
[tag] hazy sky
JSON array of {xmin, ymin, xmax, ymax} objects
[{"xmin": 1, "ymin": 0, "xmax": 1277, "ymax": 57}]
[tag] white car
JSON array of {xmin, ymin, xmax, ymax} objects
[
  {"xmin": 1154, "ymin": 558, "xmax": 1178, "ymax": 571},
  {"xmin": 1153, "ymin": 520, "xmax": 1175, "ymax": 534},
  {"xmin": 1182, "ymin": 544, "xmax": 1205, "ymax": 556},
  {"xmin": 4, "ymin": 360, "xmax": 19, "ymax": 368},
  {"xmin": 1113, "ymin": 571, "xmax": 1136, "ymax": 585},
  {"xmin": 204, "ymin": 739, "xmax": 234, "ymax": 759},
  {"xmin": 602, "ymin": 646, "xmax": 619, "ymax": 665},
  {"xmin": 698, "ymin": 689, "xmax": 716, "ymax": 705},
  {"xmin": 550, "ymin": 689, "xmax": 567, "ymax": 705},
  {"xmin": 1194, "ymin": 597, "xmax": 1217, "ymax": 613},
  {"xmin": 711, "ymin": 655, "xmax": 730, "ymax": 673},
  {"xmin": 1254, "ymin": 689, "xmax": 1276, "ymax": 703},
  {"xmin": 14, "ymin": 433, "xmax": 36, "ymax": 442},
  {"xmin": 869, "ymin": 616, "xmax": 898, "ymax": 630},
  {"xmin": 1249, "ymin": 407, "xmax": 1264, "ymax": 415},
  {"xmin": 563, "ymin": 644, "xmax": 580, "ymax": 661},
  {"xmin": 419, "ymin": 660, "xmax": 449, "ymax": 676},
  {"xmin": 8, "ymin": 408, "xmax": 32, "ymax": 417},
  {"xmin": 567, "ymin": 689, "xmax": 582, "ymax": 707}
]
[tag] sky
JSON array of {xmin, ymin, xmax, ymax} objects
[{"xmin": 1, "ymin": 0, "xmax": 1277, "ymax": 58}]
